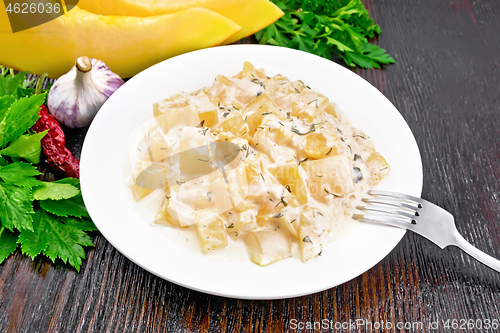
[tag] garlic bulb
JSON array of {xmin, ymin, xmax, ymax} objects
[{"xmin": 48, "ymin": 56, "xmax": 124, "ymax": 128}]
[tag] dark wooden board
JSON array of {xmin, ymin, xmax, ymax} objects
[{"xmin": 1, "ymin": 0, "xmax": 500, "ymax": 332}]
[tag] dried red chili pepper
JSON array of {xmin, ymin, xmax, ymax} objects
[{"xmin": 31, "ymin": 105, "xmax": 80, "ymax": 178}]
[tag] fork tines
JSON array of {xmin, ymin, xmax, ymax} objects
[{"xmin": 353, "ymin": 190, "xmax": 421, "ymax": 228}]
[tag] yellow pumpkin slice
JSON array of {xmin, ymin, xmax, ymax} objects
[
  {"xmin": 77, "ymin": 0, "xmax": 283, "ymax": 44},
  {"xmin": 0, "ymin": 6, "xmax": 241, "ymax": 78}
]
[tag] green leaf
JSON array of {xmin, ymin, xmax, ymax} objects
[
  {"xmin": 62, "ymin": 217, "xmax": 97, "ymax": 232},
  {"xmin": 0, "ymin": 95, "xmax": 15, "ymax": 120},
  {"xmin": 0, "ymin": 162, "xmax": 43, "ymax": 188},
  {"xmin": 0, "ymin": 130, "xmax": 47, "ymax": 164},
  {"xmin": 293, "ymin": 34, "xmax": 315, "ymax": 53},
  {"xmin": 42, "ymin": 212, "xmax": 93, "ymax": 271},
  {"xmin": 18, "ymin": 210, "xmax": 48, "ymax": 259},
  {"xmin": 275, "ymin": 11, "xmax": 294, "ymax": 31},
  {"xmin": 314, "ymin": 41, "xmax": 332, "ymax": 59},
  {"xmin": 374, "ymin": 53, "xmax": 396, "ymax": 65},
  {"xmin": 0, "ymin": 96, "xmax": 16, "ymax": 146},
  {"xmin": 264, "ymin": 24, "xmax": 275, "ymax": 41},
  {"xmin": 300, "ymin": 22, "xmax": 318, "ymax": 37},
  {"xmin": 0, "ymin": 68, "xmax": 92, "ymax": 272},
  {"xmin": 362, "ymin": 43, "xmax": 396, "ymax": 65},
  {"xmin": 40, "ymin": 178, "xmax": 90, "ymax": 218},
  {"xmin": 0, "ymin": 182, "xmax": 34, "ymax": 231},
  {"xmin": 343, "ymin": 24, "xmax": 366, "ymax": 52},
  {"xmin": 343, "ymin": 52, "xmax": 378, "ymax": 68},
  {"xmin": 267, "ymin": 23, "xmax": 292, "ymax": 47},
  {"xmin": 40, "ymin": 195, "xmax": 89, "ymax": 218},
  {"xmin": 254, "ymin": 29, "xmax": 264, "ymax": 40},
  {"xmin": 0, "ymin": 227, "xmax": 19, "ymax": 264},
  {"xmin": 32, "ymin": 182, "xmax": 80, "ymax": 201},
  {"xmin": 327, "ymin": 37, "xmax": 354, "ymax": 52},
  {"xmin": 0, "ymin": 71, "xmax": 27, "ymax": 98},
  {"xmin": 19, "ymin": 209, "xmax": 94, "ymax": 271},
  {"xmin": 0, "ymin": 93, "xmax": 45, "ymax": 148},
  {"xmin": 54, "ymin": 177, "xmax": 81, "ymax": 187},
  {"xmin": 255, "ymin": 0, "xmax": 394, "ymax": 69},
  {"xmin": 361, "ymin": 42, "xmax": 379, "ymax": 53}
]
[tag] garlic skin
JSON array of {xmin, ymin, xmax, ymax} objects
[{"xmin": 48, "ymin": 56, "xmax": 124, "ymax": 128}]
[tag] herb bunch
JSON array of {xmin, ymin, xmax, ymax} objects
[
  {"xmin": 0, "ymin": 67, "xmax": 96, "ymax": 271},
  {"xmin": 255, "ymin": 0, "xmax": 395, "ymax": 68}
]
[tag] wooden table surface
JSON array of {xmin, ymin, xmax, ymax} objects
[{"xmin": 1, "ymin": 0, "xmax": 500, "ymax": 332}]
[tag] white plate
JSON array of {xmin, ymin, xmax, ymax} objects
[{"xmin": 81, "ymin": 45, "xmax": 422, "ymax": 299}]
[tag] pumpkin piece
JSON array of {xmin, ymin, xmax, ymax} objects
[
  {"xmin": 178, "ymin": 127, "xmax": 214, "ymax": 182},
  {"xmin": 268, "ymin": 161, "xmax": 308, "ymax": 205},
  {"xmin": 243, "ymin": 93, "xmax": 283, "ymax": 135},
  {"xmin": 299, "ymin": 209, "xmax": 329, "ymax": 262},
  {"xmin": 214, "ymin": 113, "xmax": 249, "ymax": 138},
  {"xmin": 196, "ymin": 210, "xmax": 228, "ymax": 252},
  {"xmin": 0, "ymin": 6, "xmax": 241, "ymax": 78},
  {"xmin": 365, "ymin": 152, "xmax": 390, "ymax": 186},
  {"xmin": 246, "ymin": 230, "xmax": 291, "ymax": 266},
  {"xmin": 302, "ymin": 155, "xmax": 355, "ymax": 202},
  {"xmin": 291, "ymin": 91, "xmax": 330, "ymax": 122},
  {"xmin": 187, "ymin": 94, "xmax": 219, "ymax": 128},
  {"xmin": 153, "ymin": 95, "xmax": 200, "ymax": 134},
  {"xmin": 78, "ymin": 0, "xmax": 283, "ymax": 44},
  {"xmin": 208, "ymin": 75, "xmax": 258, "ymax": 106},
  {"xmin": 130, "ymin": 160, "xmax": 156, "ymax": 200},
  {"xmin": 303, "ymin": 132, "xmax": 343, "ymax": 159}
]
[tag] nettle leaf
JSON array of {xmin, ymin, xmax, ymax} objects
[
  {"xmin": 0, "ymin": 93, "xmax": 46, "ymax": 147},
  {"xmin": 0, "ymin": 71, "xmax": 27, "ymax": 97},
  {"xmin": 0, "ymin": 130, "xmax": 47, "ymax": 164},
  {"xmin": 43, "ymin": 212, "xmax": 94, "ymax": 272},
  {"xmin": 0, "ymin": 69, "xmax": 93, "ymax": 272},
  {"xmin": 18, "ymin": 210, "xmax": 48, "ymax": 259},
  {"xmin": 40, "ymin": 194, "xmax": 89, "ymax": 218},
  {"xmin": 0, "ymin": 227, "xmax": 19, "ymax": 264},
  {"xmin": 62, "ymin": 217, "xmax": 97, "ymax": 232},
  {"xmin": 0, "ymin": 95, "xmax": 16, "ymax": 146},
  {"xmin": 0, "ymin": 162, "xmax": 43, "ymax": 188},
  {"xmin": 39, "ymin": 178, "xmax": 90, "ymax": 218},
  {"xmin": 0, "ymin": 95, "xmax": 15, "ymax": 119},
  {"xmin": 19, "ymin": 209, "xmax": 94, "ymax": 271},
  {"xmin": 0, "ymin": 182, "xmax": 34, "ymax": 231},
  {"xmin": 54, "ymin": 177, "xmax": 80, "ymax": 187},
  {"xmin": 32, "ymin": 182, "xmax": 80, "ymax": 201}
]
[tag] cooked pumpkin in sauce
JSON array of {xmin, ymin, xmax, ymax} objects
[{"xmin": 130, "ymin": 62, "xmax": 390, "ymax": 265}]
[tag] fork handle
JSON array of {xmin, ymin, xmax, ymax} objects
[{"xmin": 454, "ymin": 233, "xmax": 500, "ymax": 273}]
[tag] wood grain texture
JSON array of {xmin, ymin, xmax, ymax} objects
[{"xmin": 1, "ymin": 0, "xmax": 500, "ymax": 332}]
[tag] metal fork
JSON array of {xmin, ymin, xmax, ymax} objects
[{"xmin": 353, "ymin": 190, "xmax": 500, "ymax": 273}]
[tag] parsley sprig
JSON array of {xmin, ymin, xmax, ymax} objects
[
  {"xmin": 255, "ymin": 0, "xmax": 395, "ymax": 68},
  {"xmin": 0, "ymin": 67, "xmax": 96, "ymax": 271}
]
